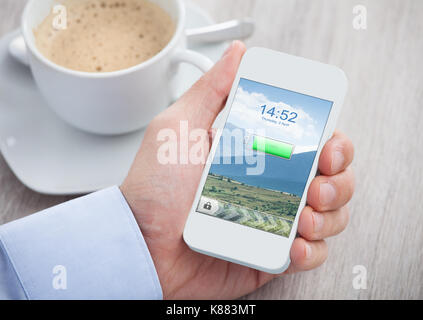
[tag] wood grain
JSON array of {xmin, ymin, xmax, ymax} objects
[{"xmin": 0, "ymin": 0, "xmax": 422, "ymax": 299}]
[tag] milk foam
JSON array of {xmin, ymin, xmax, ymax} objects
[{"xmin": 34, "ymin": 0, "xmax": 175, "ymax": 72}]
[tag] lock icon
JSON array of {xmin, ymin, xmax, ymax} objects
[{"xmin": 203, "ymin": 201, "xmax": 212, "ymax": 210}]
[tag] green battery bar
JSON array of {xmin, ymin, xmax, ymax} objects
[{"xmin": 252, "ymin": 136, "xmax": 294, "ymax": 160}]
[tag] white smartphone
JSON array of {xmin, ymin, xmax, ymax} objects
[{"xmin": 183, "ymin": 47, "xmax": 348, "ymax": 274}]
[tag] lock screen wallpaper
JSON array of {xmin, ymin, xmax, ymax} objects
[{"xmin": 197, "ymin": 78, "xmax": 333, "ymax": 237}]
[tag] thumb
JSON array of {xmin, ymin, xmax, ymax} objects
[{"xmin": 175, "ymin": 40, "xmax": 246, "ymax": 129}]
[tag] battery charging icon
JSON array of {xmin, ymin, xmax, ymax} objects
[{"xmin": 252, "ymin": 135, "xmax": 295, "ymax": 160}]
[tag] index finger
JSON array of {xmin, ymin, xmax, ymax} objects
[{"xmin": 318, "ymin": 130, "xmax": 354, "ymax": 176}]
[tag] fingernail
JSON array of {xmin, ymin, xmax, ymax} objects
[
  {"xmin": 304, "ymin": 242, "xmax": 312, "ymax": 260},
  {"xmin": 312, "ymin": 211, "xmax": 324, "ymax": 233},
  {"xmin": 332, "ymin": 150, "xmax": 345, "ymax": 172},
  {"xmin": 319, "ymin": 182, "xmax": 336, "ymax": 206},
  {"xmin": 222, "ymin": 41, "xmax": 234, "ymax": 57}
]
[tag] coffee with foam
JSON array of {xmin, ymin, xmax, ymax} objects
[{"xmin": 34, "ymin": 0, "xmax": 175, "ymax": 72}]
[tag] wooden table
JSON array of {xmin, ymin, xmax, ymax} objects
[{"xmin": 0, "ymin": 0, "xmax": 422, "ymax": 300}]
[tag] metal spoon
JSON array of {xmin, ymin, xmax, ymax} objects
[{"xmin": 186, "ymin": 18, "xmax": 255, "ymax": 44}]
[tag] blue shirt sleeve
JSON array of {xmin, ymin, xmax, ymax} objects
[{"xmin": 0, "ymin": 186, "xmax": 163, "ymax": 300}]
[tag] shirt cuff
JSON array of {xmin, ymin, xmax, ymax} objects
[{"xmin": 0, "ymin": 186, "xmax": 163, "ymax": 300}]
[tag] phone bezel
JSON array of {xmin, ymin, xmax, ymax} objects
[{"xmin": 183, "ymin": 47, "xmax": 348, "ymax": 273}]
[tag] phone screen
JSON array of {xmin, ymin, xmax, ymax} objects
[{"xmin": 196, "ymin": 78, "xmax": 333, "ymax": 237}]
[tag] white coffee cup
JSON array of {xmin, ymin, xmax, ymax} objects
[{"xmin": 9, "ymin": 0, "xmax": 213, "ymax": 135}]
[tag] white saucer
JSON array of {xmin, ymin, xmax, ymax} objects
[{"xmin": 0, "ymin": 2, "xmax": 227, "ymax": 195}]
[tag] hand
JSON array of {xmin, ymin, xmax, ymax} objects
[{"xmin": 121, "ymin": 41, "xmax": 355, "ymax": 299}]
